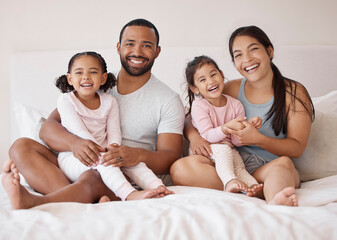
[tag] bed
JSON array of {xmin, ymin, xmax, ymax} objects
[{"xmin": 1, "ymin": 46, "xmax": 337, "ymax": 240}]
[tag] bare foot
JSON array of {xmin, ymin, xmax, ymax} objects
[
  {"xmin": 125, "ymin": 189, "xmax": 160, "ymax": 201},
  {"xmin": 246, "ymin": 183, "xmax": 264, "ymax": 197},
  {"xmin": 1, "ymin": 160, "xmax": 38, "ymax": 209},
  {"xmin": 153, "ymin": 185, "xmax": 174, "ymax": 198},
  {"xmin": 268, "ymin": 187, "xmax": 298, "ymax": 206},
  {"xmin": 98, "ymin": 196, "xmax": 111, "ymax": 203},
  {"xmin": 225, "ymin": 178, "xmax": 248, "ymax": 193}
]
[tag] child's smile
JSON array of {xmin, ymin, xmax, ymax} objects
[{"xmin": 190, "ymin": 63, "xmax": 226, "ymax": 107}]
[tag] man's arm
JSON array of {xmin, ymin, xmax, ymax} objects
[
  {"xmin": 40, "ymin": 108, "xmax": 76, "ymax": 152},
  {"xmin": 40, "ymin": 108, "xmax": 105, "ymax": 166},
  {"xmin": 143, "ymin": 133, "xmax": 183, "ymax": 175},
  {"xmin": 103, "ymin": 133, "xmax": 182, "ymax": 175}
]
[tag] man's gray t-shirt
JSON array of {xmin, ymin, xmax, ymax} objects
[{"xmin": 110, "ymin": 74, "xmax": 185, "ymax": 151}]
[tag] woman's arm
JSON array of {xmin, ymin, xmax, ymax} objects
[
  {"xmin": 184, "ymin": 114, "xmax": 213, "ymax": 157},
  {"xmin": 229, "ymin": 84, "xmax": 313, "ymax": 158}
]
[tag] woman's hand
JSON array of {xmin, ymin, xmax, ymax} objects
[
  {"xmin": 223, "ymin": 117, "xmax": 246, "ymax": 133},
  {"xmin": 249, "ymin": 116, "xmax": 263, "ymax": 129},
  {"xmin": 228, "ymin": 120, "xmax": 263, "ymax": 146},
  {"xmin": 71, "ymin": 138, "xmax": 106, "ymax": 167}
]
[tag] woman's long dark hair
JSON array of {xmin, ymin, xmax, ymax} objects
[{"xmin": 229, "ymin": 26, "xmax": 315, "ymax": 136}]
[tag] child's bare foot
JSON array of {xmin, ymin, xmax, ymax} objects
[
  {"xmin": 268, "ymin": 187, "xmax": 298, "ymax": 206},
  {"xmin": 125, "ymin": 189, "xmax": 159, "ymax": 201},
  {"xmin": 98, "ymin": 196, "xmax": 111, "ymax": 203},
  {"xmin": 225, "ymin": 178, "xmax": 248, "ymax": 193},
  {"xmin": 1, "ymin": 160, "xmax": 38, "ymax": 209},
  {"xmin": 246, "ymin": 183, "xmax": 263, "ymax": 197},
  {"xmin": 154, "ymin": 185, "xmax": 174, "ymax": 198}
]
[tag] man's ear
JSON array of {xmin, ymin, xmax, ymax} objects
[
  {"xmin": 117, "ymin": 42, "xmax": 121, "ymax": 56},
  {"xmin": 67, "ymin": 73, "xmax": 73, "ymax": 85},
  {"xmin": 154, "ymin": 45, "xmax": 161, "ymax": 59},
  {"xmin": 101, "ymin": 73, "xmax": 108, "ymax": 85},
  {"xmin": 189, "ymin": 85, "xmax": 200, "ymax": 95}
]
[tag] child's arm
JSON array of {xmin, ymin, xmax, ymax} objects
[
  {"xmin": 57, "ymin": 94, "xmax": 99, "ymax": 144},
  {"xmin": 106, "ymin": 96, "xmax": 122, "ymax": 146},
  {"xmin": 191, "ymin": 101, "xmax": 233, "ymax": 144},
  {"xmin": 229, "ymin": 100, "xmax": 246, "ymax": 147}
]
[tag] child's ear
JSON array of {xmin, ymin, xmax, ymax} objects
[
  {"xmin": 101, "ymin": 73, "xmax": 108, "ymax": 85},
  {"xmin": 189, "ymin": 85, "xmax": 200, "ymax": 95},
  {"xmin": 219, "ymin": 70, "xmax": 225, "ymax": 79},
  {"xmin": 66, "ymin": 73, "xmax": 73, "ymax": 85}
]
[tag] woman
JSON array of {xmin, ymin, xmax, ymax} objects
[{"xmin": 170, "ymin": 25, "xmax": 315, "ymax": 206}]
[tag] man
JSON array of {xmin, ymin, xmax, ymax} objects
[{"xmin": 2, "ymin": 19, "xmax": 185, "ymax": 209}]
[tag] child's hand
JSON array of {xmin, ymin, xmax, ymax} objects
[
  {"xmin": 71, "ymin": 138, "xmax": 106, "ymax": 167},
  {"xmin": 249, "ymin": 116, "xmax": 262, "ymax": 129},
  {"xmin": 223, "ymin": 117, "xmax": 246, "ymax": 133}
]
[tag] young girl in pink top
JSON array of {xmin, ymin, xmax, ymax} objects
[
  {"xmin": 186, "ymin": 55, "xmax": 263, "ymax": 195},
  {"xmin": 55, "ymin": 51, "xmax": 172, "ymax": 201}
]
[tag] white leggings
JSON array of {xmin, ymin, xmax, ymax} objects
[
  {"xmin": 210, "ymin": 144, "xmax": 258, "ymax": 190},
  {"xmin": 58, "ymin": 152, "xmax": 163, "ymax": 201}
]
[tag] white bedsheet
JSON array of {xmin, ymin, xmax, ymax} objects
[{"xmin": 1, "ymin": 175, "xmax": 337, "ymax": 240}]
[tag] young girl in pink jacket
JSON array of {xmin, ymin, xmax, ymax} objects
[
  {"xmin": 55, "ymin": 51, "xmax": 172, "ymax": 201},
  {"xmin": 186, "ymin": 55, "xmax": 263, "ymax": 196}
]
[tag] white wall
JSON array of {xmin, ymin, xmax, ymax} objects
[{"xmin": 1, "ymin": 0, "xmax": 337, "ymax": 169}]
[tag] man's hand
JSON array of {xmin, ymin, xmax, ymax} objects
[
  {"xmin": 101, "ymin": 144, "xmax": 142, "ymax": 168},
  {"xmin": 71, "ymin": 138, "xmax": 106, "ymax": 167}
]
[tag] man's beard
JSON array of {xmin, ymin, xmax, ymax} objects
[{"xmin": 120, "ymin": 55, "xmax": 155, "ymax": 76}]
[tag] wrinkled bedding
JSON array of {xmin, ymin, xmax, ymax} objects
[{"xmin": 1, "ymin": 175, "xmax": 337, "ymax": 240}]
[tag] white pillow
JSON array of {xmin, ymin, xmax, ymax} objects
[
  {"xmin": 13, "ymin": 102, "xmax": 48, "ymax": 145},
  {"xmin": 293, "ymin": 90, "xmax": 337, "ymax": 181},
  {"xmin": 293, "ymin": 111, "xmax": 337, "ymax": 181},
  {"xmin": 312, "ymin": 90, "xmax": 337, "ymax": 114}
]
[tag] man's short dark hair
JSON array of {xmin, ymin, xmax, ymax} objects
[{"xmin": 119, "ymin": 18, "xmax": 160, "ymax": 46}]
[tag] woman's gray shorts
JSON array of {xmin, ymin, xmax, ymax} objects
[{"xmin": 240, "ymin": 151, "xmax": 269, "ymax": 174}]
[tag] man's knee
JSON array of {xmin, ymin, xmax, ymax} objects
[
  {"xmin": 78, "ymin": 169, "xmax": 103, "ymax": 186},
  {"xmin": 9, "ymin": 137, "xmax": 36, "ymax": 159}
]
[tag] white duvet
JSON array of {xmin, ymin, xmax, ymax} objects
[{"xmin": 1, "ymin": 175, "xmax": 337, "ymax": 240}]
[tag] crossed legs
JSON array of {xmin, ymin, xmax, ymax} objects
[
  {"xmin": 171, "ymin": 155, "xmax": 299, "ymax": 206},
  {"xmin": 2, "ymin": 138, "xmax": 119, "ymax": 209}
]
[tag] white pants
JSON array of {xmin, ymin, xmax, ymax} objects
[
  {"xmin": 58, "ymin": 152, "xmax": 163, "ymax": 201},
  {"xmin": 210, "ymin": 144, "xmax": 258, "ymax": 190}
]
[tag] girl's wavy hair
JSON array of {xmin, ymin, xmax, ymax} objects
[
  {"xmin": 229, "ymin": 25, "xmax": 315, "ymax": 136},
  {"xmin": 185, "ymin": 55, "xmax": 221, "ymax": 115},
  {"xmin": 55, "ymin": 51, "xmax": 116, "ymax": 93}
]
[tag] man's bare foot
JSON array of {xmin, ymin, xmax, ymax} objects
[
  {"xmin": 268, "ymin": 187, "xmax": 298, "ymax": 206},
  {"xmin": 154, "ymin": 185, "xmax": 174, "ymax": 198},
  {"xmin": 225, "ymin": 178, "xmax": 248, "ymax": 193},
  {"xmin": 125, "ymin": 189, "xmax": 160, "ymax": 201},
  {"xmin": 1, "ymin": 160, "xmax": 38, "ymax": 209},
  {"xmin": 246, "ymin": 183, "xmax": 264, "ymax": 197},
  {"xmin": 98, "ymin": 196, "xmax": 111, "ymax": 203}
]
